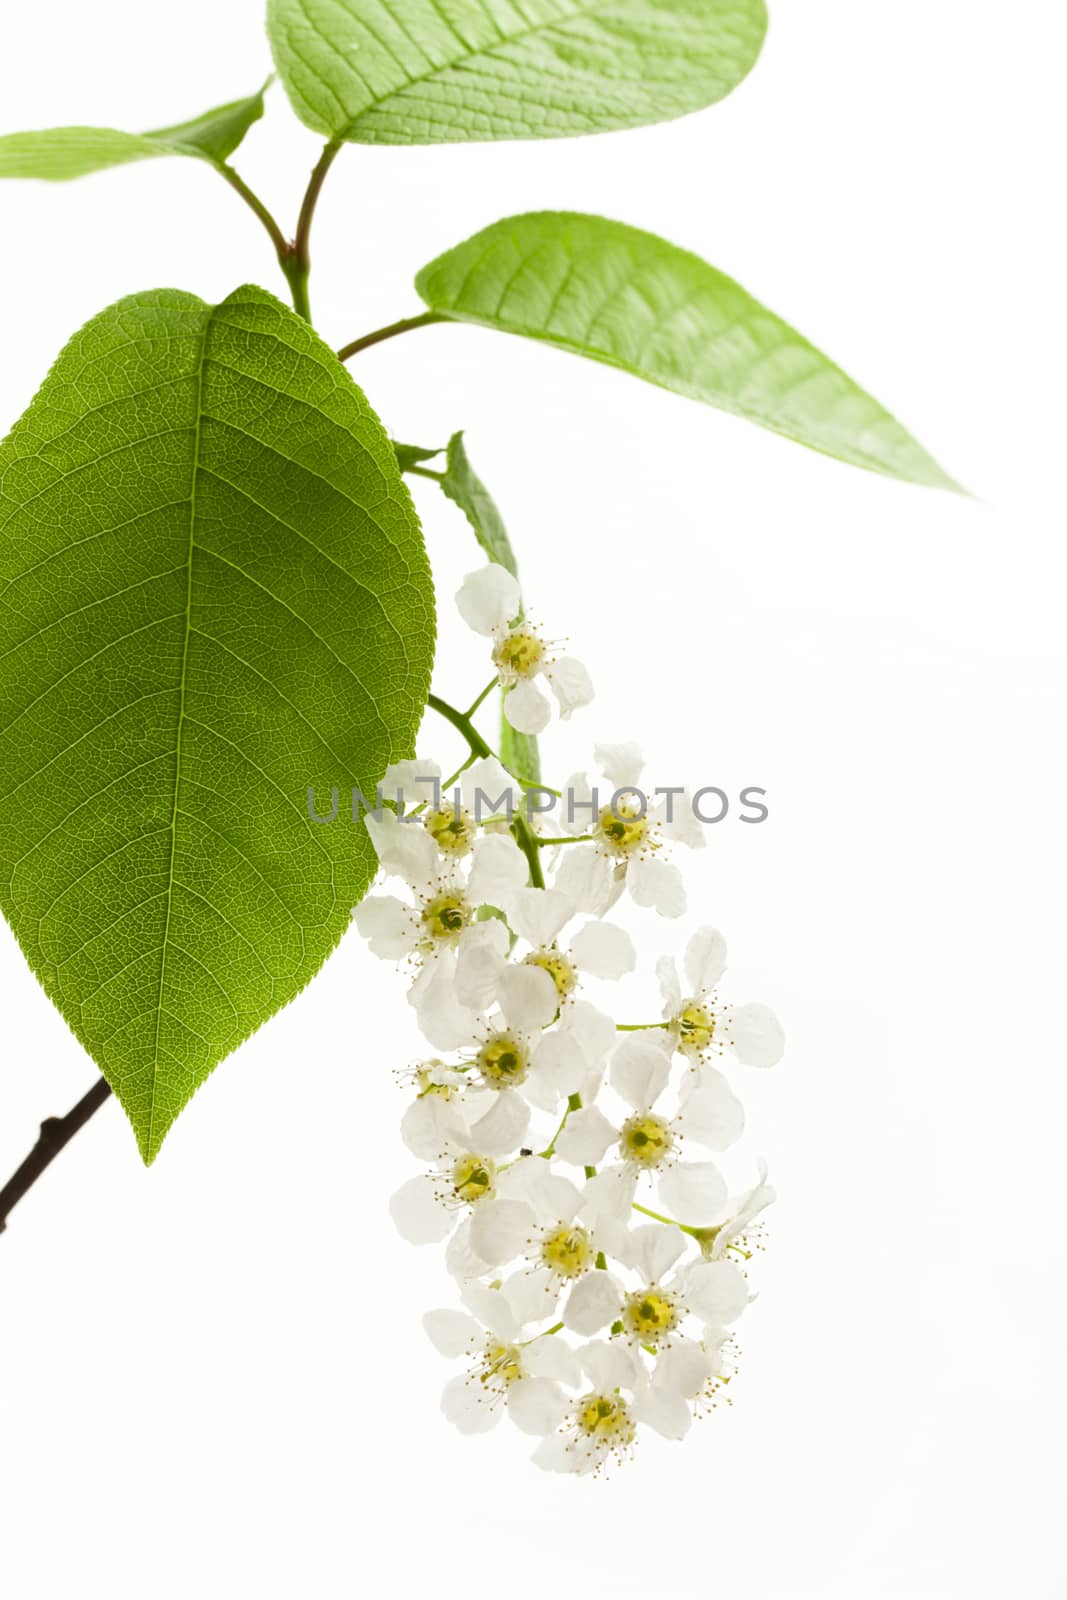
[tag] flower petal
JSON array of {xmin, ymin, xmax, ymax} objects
[
  {"xmin": 579, "ymin": 1165, "xmax": 638, "ymax": 1223},
  {"xmin": 445, "ymin": 1217, "xmax": 491, "ymax": 1281},
  {"xmin": 530, "ymin": 1030, "xmax": 587, "ymax": 1101},
  {"xmin": 351, "ymin": 894, "xmax": 416, "ymax": 959},
  {"xmin": 461, "ymin": 1278, "xmax": 520, "ymax": 1341},
  {"xmin": 594, "ymin": 742, "xmax": 644, "ymax": 790},
  {"xmin": 552, "ymin": 844, "xmax": 617, "ymax": 915},
  {"xmin": 453, "ymin": 918, "xmax": 509, "ymax": 1010},
  {"xmin": 656, "ymin": 954, "xmax": 683, "ymax": 1017},
  {"xmin": 569, "ymin": 920, "xmax": 636, "ymax": 980},
  {"xmin": 410, "ymin": 957, "xmax": 483, "ymax": 1051},
  {"xmin": 545, "ymin": 656, "xmax": 594, "ymax": 719},
  {"xmin": 504, "ymin": 678, "xmax": 552, "ymax": 735},
  {"xmin": 631, "ymin": 1384, "xmax": 691, "ymax": 1440},
  {"xmin": 610, "ymin": 1033, "xmax": 672, "ymax": 1111},
  {"xmin": 378, "ymin": 757, "xmax": 442, "ymax": 807},
  {"xmin": 579, "ymin": 1339, "xmax": 639, "ymax": 1392},
  {"xmin": 469, "ymin": 1088, "xmax": 530, "ymax": 1157},
  {"xmin": 524, "ymin": 1334, "xmax": 582, "ymax": 1388},
  {"xmin": 726, "ymin": 1002, "xmax": 786, "ymax": 1068},
  {"xmin": 563, "ymin": 1275, "xmax": 624, "ymax": 1336},
  {"xmin": 656, "ymin": 1161, "xmax": 728, "ymax": 1225},
  {"xmin": 506, "ymin": 886, "xmax": 574, "ymax": 950},
  {"xmin": 469, "ymin": 1197, "xmax": 536, "ymax": 1267},
  {"xmin": 364, "ymin": 808, "xmax": 439, "ymax": 888},
  {"xmin": 627, "ymin": 857, "xmax": 686, "ymax": 918},
  {"xmin": 677, "ymin": 1072, "xmax": 745, "ymax": 1152},
  {"xmin": 684, "ymin": 1260, "xmax": 750, "ymax": 1325},
  {"xmin": 497, "ymin": 962, "xmax": 559, "ymax": 1032},
  {"xmin": 389, "ymin": 1175, "xmax": 451, "ymax": 1244},
  {"xmin": 532, "ymin": 1435, "xmax": 584, "ymax": 1474},
  {"xmin": 459, "ymin": 754, "xmax": 520, "ymax": 821},
  {"xmin": 400, "ymin": 1094, "xmax": 461, "ymax": 1161},
  {"xmin": 468, "ymin": 833, "xmax": 529, "ymax": 903},
  {"xmin": 502, "ymin": 1267, "xmax": 560, "ymax": 1327},
  {"xmin": 456, "ymin": 562, "xmax": 520, "ymax": 635},
  {"xmin": 441, "ymin": 1373, "xmax": 501, "ymax": 1433},
  {"xmin": 423, "ymin": 1308, "xmax": 480, "ymax": 1357},
  {"xmin": 629, "ymin": 1222, "xmax": 687, "ymax": 1285},
  {"xmin": 653, "ymin": 1338, "xmax": 714, "ymax": 1398},
  {"xmin": 508, "ymin": 1377, "xmax": 569, "ymax": 1436},
  {"xmin": 555, "ymin": 1106, "xmax": 617, "ymax": 1167},
  {"xmin": 684, "ymin": 926, "xmax": 728, "ymax": 995},
  {"xmin": 659, "ymin": 790, "xmax": 706, "ymax": 850},
  {"xmin": 563, "ymin": 1001, "xmax": 617, "ymax": 1071}
]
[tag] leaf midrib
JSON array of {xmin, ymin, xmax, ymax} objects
[{"xmin": 148, "ymin": 316, "xmax": 210, "ymax": 1152}]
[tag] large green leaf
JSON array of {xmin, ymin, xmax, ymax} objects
[
  {"xmin": 0, "ymin": 285, "xmax": 434, "ymax": 1161},
  {"xmin": 0, "ymin": 87, "xmax": 266, "ymax": 181},
  {"xmin": 415, "ymin": 212, "xmax": 959, "ymax": 490},
  {"xmin": 266, "ymin": 0, "xmax": 767, "ymax": 144}
]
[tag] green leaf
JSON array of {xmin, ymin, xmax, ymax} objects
[
  {"xmin": 266, "ymin": 0, "xmax": 766, "ymax": 145},
  {"xmin": 0, "ymin": 86, "xmax": 267, "ymax": 181},
  {"xmin": 432, "ymin": 432, "xmax": 542, "ymax": 784},
  {"xmin": 439, "ymin": 433, "xmax": 518, "ymax": 578},
  {"xmin": 415, "ymin": 212, "xmax": 959, "ymax": 491},
  {"xmin": 0, "ymin": 284, "xmax": 434, "ymax": 1162},
  {"xmin": 392, "ymin": 441, "xmax": 443, "ymax": 473}
]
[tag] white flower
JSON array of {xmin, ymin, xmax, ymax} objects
[
  {"xmin": 467, "ymin": 1158, "xmax": 626, "ymax": 1312},
  {"xmin": 658, "ymin": 926, "xmax": 786, "ymax": 1068},
  {"xmin": 425, "ymin": 1279, "xmax": 579, "ymax": 1436},
  {"xmin": 525, "ymin": 999, "xmax": 617, "ymax": 1111},
  {"xmin": 455, "ymin": 563, "xmax": 593, "ymax": 735},
  {"xmin": 552, "ymin": 743, "xmax": 703, "ymax": 919},
  {"xmin": 562, "ymin": 1221, "xmax": 750, "ymax": 1346},
  {"xmin": 530, "ymin": 1334, "xmax": 721, "ymax": 1471},
  {"xmin": 453, "ymin": 885, "xmax": 635, "ymax": 1032},
  {"xmin": 701, "ymin": 1160, "xmax": 777, "ymax": 1260},
  {"xmin": 554, "ymin": 1033, "xmax": 744, "ymax": 1224},
  {"xmin": 390, "ymin": 1088, "xmax": 530, "ymax": 1244}
]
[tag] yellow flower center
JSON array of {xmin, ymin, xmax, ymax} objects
[
  {"xmin": 452, "ymin": 1153, "xmax": 495, "ymax": 1204},
  {"xmin": 421, "ymin": 891, "xmax": 471, "ymax": 943},
  {"xmin": 482, "ymin": 1342, "xmax": 524, "ymax": 1386},
  {"xmin": 524, "ymin": 949, "xmax": 577, "ymax": 1000},
  {"xmin": 677, "ymin": 1002, "xmax": 715, "ymax": 1053},
  {"xmin": 620, "ymin": 1113, "xmax": 674, "ymax": 1168},
  {"xmin": 415, "ymin": 1064, "xmax": 455, "ymax": 1099},
  {"xmin": 540, "ymin": 1223, "xmax": 594, "ymax": 1279},
  {"xmin": 576, "ymin": 1393, "xmax": 635, "ymax": 1445},
  {"xmin": 477, "ymin": 1030, "xmax": 529, "ymax": 1089},
  {"xmin": 492, "ymin": 628, "xmax": 544, "ymax": 680},
  {"xmin": 424, "ymin": 806, "xmax": 476, "ymax": 856},
  {"xmin": 594, "ymin": 801, "xmax": 649, "ymax": 858},
  {"xmin": 622, "ymin": 1288, "xmax": 678, "ymax": 1344}
]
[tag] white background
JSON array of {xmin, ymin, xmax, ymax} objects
[{"xmin": 2, "ymin": 2, "xmax": 1065, "ymax": 1595}]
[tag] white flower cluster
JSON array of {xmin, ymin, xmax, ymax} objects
[{"xmin": 352, "ymin": 563, "xmax": 784, "ymax": 1474}]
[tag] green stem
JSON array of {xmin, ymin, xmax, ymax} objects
[
  {"xmin": 465, "ymin": 679, "xmax": 498, "ymax": 720},
  {"xmin": 337, "ymin": 312, "xmax": 445, "ymax": 362},
  {"xmin": 631, "ymin": 1200, "xmax": 712, "ymax": 1244},
  {"xmin": 536, "ymin": 834, "xmax": 593, "ymax": 846},
  {"xmin": 284, "ymin": 139, "xmax": 342, "ymax": 323},
  {"xmin": 427, "ymin": 692, "xmax": 491, "ymax": 759},
  {"xmin": 215, "ymin": 163, "xmax": 290, "ymax": 264},
  {"xmin": 538, "ymin": 1090, "xmax": 582, "ymax": 1160},
  {"xmin": 616, "ymin": 1021, "xmax": 669, "ymax": 1032},
  {"xmin": 426, "ymin": 692, "xmax": 545, "ymax": 890},
  {"xmin": 520, "ymin": 1320, "xmax": 564, "ymax": 1347}
]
